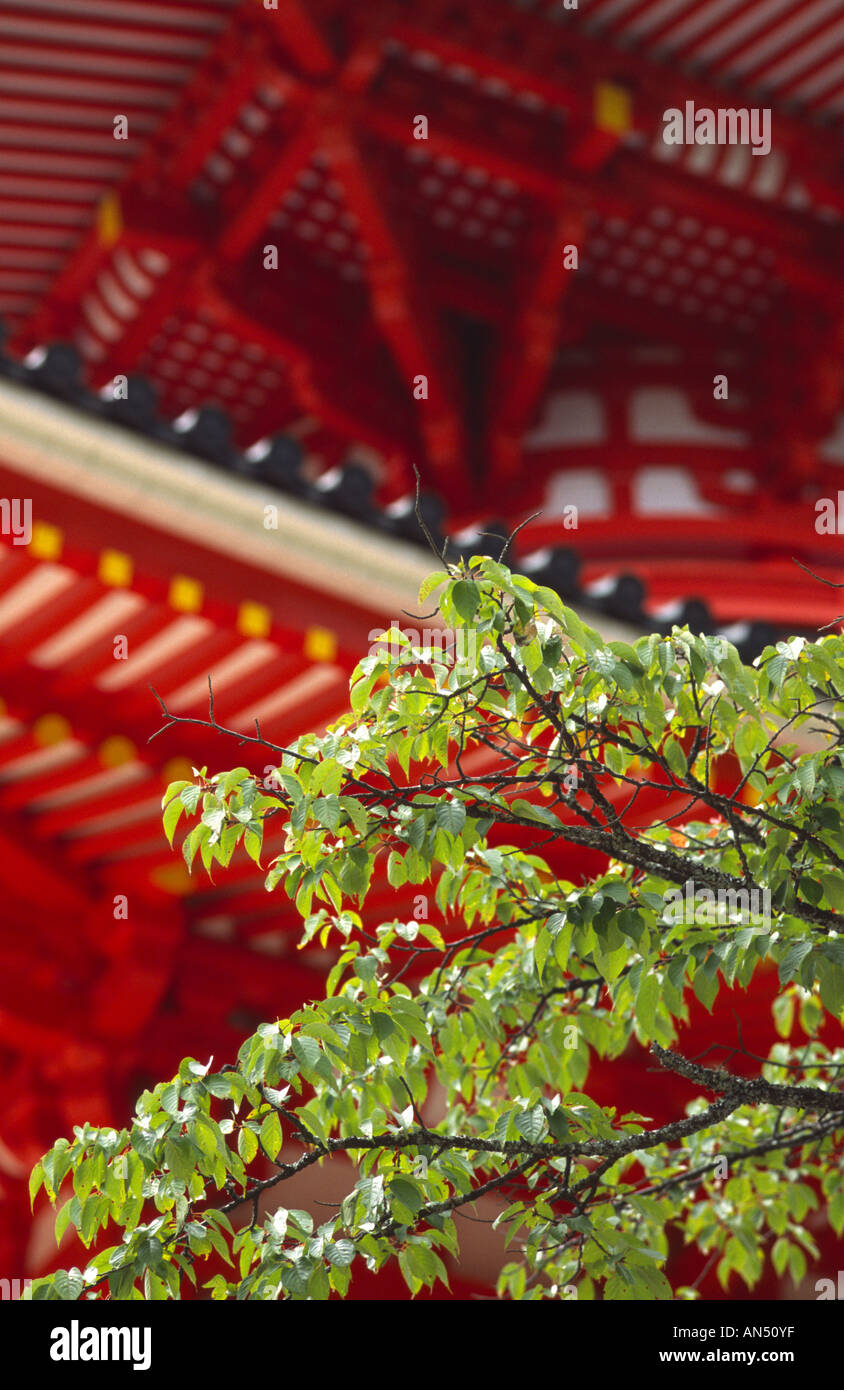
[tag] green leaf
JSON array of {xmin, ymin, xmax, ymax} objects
[
  {"xmin": 692, "ymin": 961, "xmax": 719, "ymax": 1013},
  {"xmin": 165, "ymin": 1138, "xmax": 196, "ymax": 1184},
  {"xmin": 405, "ymin": 1242, "xmax": 441, "ymax": 1288},
  {"xmin": 816, "ymin": 954, "xmax": 844, "ymax": 1019},
  {"xmin": 829, "ymin": 1190, "xmax": 844, "ymax": 1237},
  {"xmin": 514, "ymin": 1106, "xmax": 546, "ymax": 1144},
  {"xmin": 54, "ymin": 1201, "xmax": 73, "ymax": 1246},
  {"xmin": 237, "ymin": 1126, "xmax": 258, "ymax": 1164},
  {"xmin": 390, "ymin": 1178, "xmax": 424, "ymax": 1215},
  {"xmin": 163, "ymin": 795, "xmax": 185, "ymax": 846},
  {"xmin": 820, "ymin": 873, "xmax": 844, "ymax": 912},
  {"xmin": 52, "ymin": 1269, "xmax": 85, "ymax": 1301},
  {"xmin": 510, "ymin": 799, "xmax": 561, "ymax": 829},
  {"xmin": 29, "ymin": 1162, "xmax": 44, "ymax": 1209},
  {"xmin": 291, "ymin": 1035, "xmax": 323, "ymax": 1075},
  {"xmin": 326, "ymin": 1239, "xmax": 355, "ymax": 1267},
  {"xmin": 418, "ymin": 571, "xmax": 449, "ymax": 604},
  {"xmin": 794, "ymin": 760, "xmax": 816, "ymax": 798},
  {"xmin": 635, "ymin": 971, "xmax": 659, "ymax": 1038},
  {"xmin": 772, "ymin": 993, "xmax": 794, "ymax": 1039},
  {"xmin": 434, "ymin": 800, "xmax": 466, "ymax": 835},
  {"xmin": 534, "ymin": 925, "xmax": 552, "ymax": 983},
  {"xmin": 260, "ymin": 1111, "xmax": 283, "ymax": 1161},
  {"xmin": 451, "ymin": 580, "xmax": 480, "ymax": 621},
  {"xmin": 663, "ymin": 737, "xmax": 687, "ymax": 780},
  {"xmin": 778, "ymin": 939, "xmax": 813, "ymax": 986}
]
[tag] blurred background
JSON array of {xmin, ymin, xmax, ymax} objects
[{"xmin": 0, "ymin": 0, "xmax": 842, "ymax": 1299}]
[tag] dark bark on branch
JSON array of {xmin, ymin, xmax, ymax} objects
[{"xmin": 652, "ymin": 1043, "xmax": 844, "ymax": 1114}]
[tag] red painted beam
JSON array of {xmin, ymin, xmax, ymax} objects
[
  {"xmin": 201, "ymin": 278, "xmax": 415, "ymax": 472},
  {"xmin": 740, "ymin": 12, "xmax": 844, "ymax": 88},
  {"xmin": 646, "ymin": 0, "xmax": 771, "ymax": 61},
  {"xmin": 708, "ymin": 3, "xmax": 831, "ymax": 79},
  {"xmin": 0, "ymin": 41, "xmax": 194, "ymax": 84},
  {"xmin": 490, "ymin": 196, "xmax": 587, "ymax": 483},
  {"xmin": 601, "ymin": 0, "xmax": 675, "ymax": 40},
  {"xmin": 217, "ymin": 104, "xmax": 322, "ymax": 262},
  {"xmin": 324, "ymin": 125, "xmax": 463, "ymax": 477},
  {"xmin": 258, "ymin": 0, "xmax": 337, "ymax": 78},
  {"xmin": 388, "ymin": 21, "xmax": 583, "ymax": 119}
]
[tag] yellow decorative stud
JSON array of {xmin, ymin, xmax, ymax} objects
[
  {"xmin": 97, "ymin": 191, "xmax": 123, "ymax": 248},
  {"xmin": 237, "ymin": 601, "xmax": 271, "ymax": 638},
  {"xmin": 34, "ymin": 713, "xmax": 72, "ymax": 746},
  {"xmin": 99, "ymin": 736, "xmax": 136, "ymax": 767},
  {"xmin": 99, "ymin": 549, "xmax": 133, "ymax": 587},
  {"xmin": 162, "ymin": 757, "xmax": 195, "ymax": 785},
  {"xmin": 594, "ymin": 82, "xmax": 632, "ymax": 135},
  {"xmin": 150, "ymin": 863, "xmax": 194, "ymax": 896},
  {"xmin": 29, "ymin": 522, "xmax": 63, "ymax": 561},
  {"xmin": 304, "ymin": 626, "xmax": 338, "ymax": 663},
  {"xmin": 169, "ymin": 575, "xmax": 204, "ymax": 613}
]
